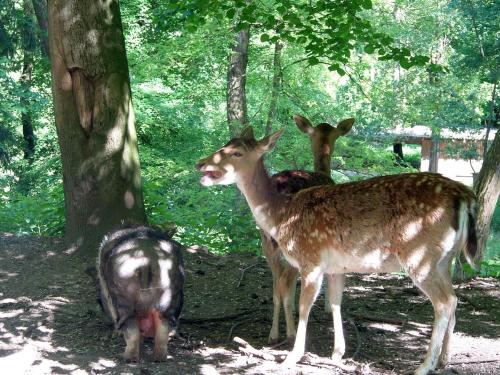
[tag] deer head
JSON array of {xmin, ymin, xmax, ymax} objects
[
  {"xmin": 196, "ymin": 127, "xmax": 284, "ymax": 187},
  {"xmin": 294, "ymin": 115, "xmax": 354, "ymax": 175}
]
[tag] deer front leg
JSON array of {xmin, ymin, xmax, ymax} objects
[
  {"xmin": 282, "ymin": 268, "xmax": 323, "ymax": 366},
  {"xmin": 326, "ymin": 273, "xmax": 345, "ymax": 362}
]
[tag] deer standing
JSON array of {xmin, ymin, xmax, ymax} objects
[
  {"xmin": 262, "ymin": 115, "xmax": 354, "ymax": 344},
  {"xmin": 196, "ymin": 127, "xmax": 478, "ymax": 375}
]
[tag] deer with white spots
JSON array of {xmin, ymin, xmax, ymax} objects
[
  {"xmin": 262, "ymin": 115, "xmax": 354, "ymax": 344},
  {"xmin": 196, "ymin": 127, "xmax": 478, "ymax": 375}
]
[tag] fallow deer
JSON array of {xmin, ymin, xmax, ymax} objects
[
  {"xmin": 196, "ymin": 127, "xmax": 478, "ymax": 375},
  {"xmin": 262, "ymin": 115, "xmax": 354, "ymax": 344}
]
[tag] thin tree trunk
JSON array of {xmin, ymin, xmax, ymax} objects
[
  {"xmin": 265, "ymin": 40, "xmax": 283, "ymax": 135},
  {"xmin": 0, "ymin": 21, "xmax": 13, "ymax": 57},
  {"xmin": 483, "ymin": 82, "xmax": 497, "ymax": 159},
  {"xmin": 428, "ymin": 133, "xmax": 440, "ymax": 172},
  {"xmin": 21, "ymin": 59, "xmax": 35, "ymax": 163},
  {"xmin": 31, "ymin": 0, "xmax": 50, "ymax": 58},
  {"xmin": 48, "ymin": 0, "xmax": 146, "ymax": 258},
  {"xmin": 227, "ymin": 28, "xmax": 249, "ymax": 137},
  {"xmin": 21, "ymin": 0, "xmax": 36, "ymax": 163}
]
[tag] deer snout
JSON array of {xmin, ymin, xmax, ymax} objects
[{"xmin": 195, "ymin": 160, "xmax": 206, "ymax": 171}]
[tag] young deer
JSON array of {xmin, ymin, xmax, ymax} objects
[
  {"xmin": 196, "ymin": 127, "xmax": 478, "ymax": 375},
  {"xmin": 262, "ymin": 115, "xmax": 354, "ymax": 344}
]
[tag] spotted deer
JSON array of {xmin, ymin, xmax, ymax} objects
[
  {"xmin": 196, "ymin": 127, "xmax": 478, "ymax": 375},
  {"xmin": 262, "ymin": 115, "xmax": 354, "ymax": 344}
]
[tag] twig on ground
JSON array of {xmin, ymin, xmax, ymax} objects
[
  {"xmin": 449, "ymin": 358, "xmax": 500, "ymax": 365},
  {"xmin": 456, "ymin": 291, "xmax": 483, "ymax": 310},
  {"xmin": 347, "ymin": 318, "xmax": 361, "ymax": 361},
  {"xmin": 300, "ymin": 352, "xmax": 357, "ymax": 372},
  {"xmin": 227, "ymin": 320, "xmax": 247, "ymax": 342},
  {"xmin": 351, "ymin": 313, "xmax": 406, "ymax": 326},
  {"xmin": 267, "ymin": 338, "xmax": 290, "ymax": 349},
  {"xmin": 181, "ymin": 309, "xmax": 262, "ymax": 324},
  {"xmin": 233, "ymin": 336, "xmax": 276, "ymax": 361},
  {"xmin": 237, "ymin": 262, "xmax": 260, "ymax": 287}
]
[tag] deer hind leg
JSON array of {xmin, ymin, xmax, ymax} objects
[
  {"xmin": 283, "ymin": 268, "xmax": 323, "ymax": 366},
  {"xmin": 279, "ymin": 264, "xmax": 298, "ymax": 340},
  {"xmin": 261, "ymin": 231, "xmax": 285, "ymax": 343},
  {"xmin": 326, "ymin": 273, "xmax": 346, "ymax": 362},
  {"xmin": 409, "ymin": 261, "xmax": 457, "ymax": 375}
]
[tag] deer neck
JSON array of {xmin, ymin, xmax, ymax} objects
[
  {"xmin": 314, "ymin": 152, "xmax": 332, "ymax": 177},
  {"xmin": 236, "ymin": 159, "xmax": 286, "ymax": 236}
]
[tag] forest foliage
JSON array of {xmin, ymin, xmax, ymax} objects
[{"xmin": 0, "ymin": 0, "xmax": 498, "ymax": 275}]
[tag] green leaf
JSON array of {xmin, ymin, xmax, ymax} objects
[
  {"xmin": 260, "ymin": 33, "xmax": 270, "ymax": 42},
  {"xmin": 361, "ymin": 0, "xmax": 373, "ymax": 10},
  {"xmin": 364, "ymin": 44, "xmax": 375, "ymax": 54},
  {"xmin": 307, "ymin": 56, "xmax": 320, "ymax": 65}
]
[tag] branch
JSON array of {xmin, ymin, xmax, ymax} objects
[
  {"xmin": 181, "ymin": 309, "xmax": 262, "ymax": 324},
  {"xmin": 237, "ymin": 262, "xmax": 260, "ymax": 287},
  {"xmin": 233, "ymin": 336, "xmax": 276, "ymax": 361}
]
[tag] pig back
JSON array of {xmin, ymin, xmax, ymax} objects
[{"xmin": 97, "ymin": 226, "xmax": 185, "ymax": 330}]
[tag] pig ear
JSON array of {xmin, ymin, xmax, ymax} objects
[
  {"xmin": 336, "ymin": 118, "xmax": 355, "ymax": 135},
  {"xmin": 257, "ymin": 128, "xmax": 284, "ymax": 153},
  {"xmin": 293, "ymin": 114, "xmax": 314, "ymax": 135},
  {"xmin": 240, "ymin": 126, "xmax": 255, "ymax": 140}
]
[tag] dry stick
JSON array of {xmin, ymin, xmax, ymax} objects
[
  {"xmin": 236, "ymin": 262, "xmax": 260, "ymax": 288},
  {"xmin": 233, "ymin": 336, "xmax": 276, "ymax": 361},
  {"xmin": 351, "ymin": 313, "xmax": 407, "ymax": 326},
  {"xmin": 347, "ymin": 318, "xmax": 361, "ymax": 361},
  {"xmin": 227, "ymin": 320, "xmax": 248, "ymax": 342},
  {"xmin": 300, "ymin": 353, "xmax": 357, "ymax": 372},
  {"xmin": 455, "ymin": 291, "xmax": 483, "ymax": 310},
  {"xmin": 449, "ymin": 358, "xmax": 500, "ymax": 365},
  {"xmin": 267, "ymin": 338, "xmax": 290, "ymax": 350},
  {"xmin": 181, "ymin": 309, "xmax": 261, "ymax": 324}
]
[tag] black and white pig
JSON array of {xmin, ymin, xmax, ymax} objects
[{"xmin": 97, "ymin": 225, "xmax": 184, "ymax": 362}]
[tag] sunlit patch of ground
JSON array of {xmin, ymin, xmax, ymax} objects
[{"xmin": 0, "ymin": 233, "xmax": 499, "ymax": 374}]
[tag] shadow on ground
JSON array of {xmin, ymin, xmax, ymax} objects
[{"xmin": 0, "ymin": 234, "xmax": 499, "ymax": 374}]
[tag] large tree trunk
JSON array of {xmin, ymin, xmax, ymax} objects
[
  {"xmin": 227, "ymin": 28, "xmax": 249, "ymax": 137},
  {"xmin": 48, "ymin": 0, "xmax": 146, "ymax": 258},
  {"xmin": 21, "ymin": 0, "xmax": 36, "ymax": 163},
  {"xmin": 265, "ymin": 40, "xmax": 283, "ymax": 135},
  {"xmin": 474, "ymin": 127, "xmax": 500, "ymax": 261}
]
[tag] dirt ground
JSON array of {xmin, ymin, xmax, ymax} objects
[{"xmin": 0, "ymin": 233, "xmax": 499, "ymax": 375}]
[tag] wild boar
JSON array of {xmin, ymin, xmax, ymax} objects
[{"xmin": 97, "ymin": 225, "xmax": 184, "ymax": 362}]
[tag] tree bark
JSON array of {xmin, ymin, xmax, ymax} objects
[
  {"xmin": 227, "ymin": 28, "xmax": 249, "ymax": 137},
  {"xmin": 474, "ymin": 127, "xmax": 500, "ymax": 262},
  {"xmin": 428, "ymin": 135, "xmax": 440, "ymax": 172},
  {"xmin": 31, "ymin": 0, "xmax": 50, "ymax": 59},
  {"xmin": 265, "ymin": 40, "xmax": 283, "ymax": 135},
  {"xmin": 47, "ymin": 0, "xmax": 147, "ymax": 258}
]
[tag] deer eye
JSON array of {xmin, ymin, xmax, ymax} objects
[{"xmin": 232, "ymin": 152, "xmax": 243, "ymax": 157}]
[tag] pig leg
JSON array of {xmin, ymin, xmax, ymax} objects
[
  {"xmin": 123, "ymin": 319, "xmax": 141, "ymax": 362},
  {"xmin": 153, "ymin": 312, "xmax": 169, "ymax": 362}
]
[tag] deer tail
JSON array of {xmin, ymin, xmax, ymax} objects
[{"xmin": 458, "ymin": 198, "xmax": 479, "ymax": 270}]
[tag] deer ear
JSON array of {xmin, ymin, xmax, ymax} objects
[
  {"xmin": 240, "ymin": 126, "xmax": 255, "ymax": 140},
  {"xmin": 293, "ymin": 114, "xmax": 314, "ymax": 135},
  {"xmin": 257, "ymin": 128, "xmax": 284, "ymax": 153},
  {"xmin": 336, "ymin": 118, "xmax": 355, "ymax": 135}
]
